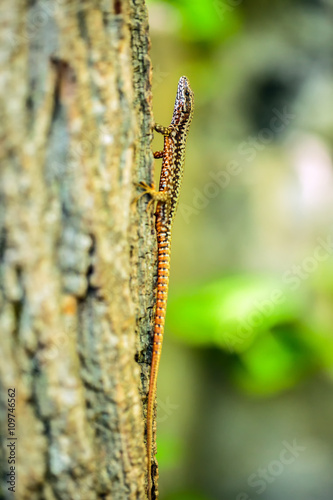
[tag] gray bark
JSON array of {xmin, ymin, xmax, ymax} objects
[{"xmin": 0, "ymin": 1, "xmax": 156, "ymax": 499}]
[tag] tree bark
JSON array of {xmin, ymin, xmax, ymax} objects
[{"xmin": 0, "ymin": 1, "xmax": 156, "ymax": 499}]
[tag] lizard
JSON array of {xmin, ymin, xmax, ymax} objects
[{"xmin": 136, "ymin": 75, "xmax": 194, "ymax": 499}]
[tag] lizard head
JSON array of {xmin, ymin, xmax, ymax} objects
[{"xmin": 172, "ymin": 76, "xmax": 194, "ymax": 125}]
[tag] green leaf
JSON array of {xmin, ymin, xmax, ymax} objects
[
  {"xmin": 167, "ymin": 275, "xmax": 302, "ymax": 353},
  {"xmin": 234, "ymin": 332, "xmax": 304, "ymax": 395}
]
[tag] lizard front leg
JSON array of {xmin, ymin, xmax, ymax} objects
[{"xmin": 154, "ymin": 123, "xmax": 174, "ymax": 136}]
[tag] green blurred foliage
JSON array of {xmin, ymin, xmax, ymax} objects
[
  {"xmin": 168, "ymin": 275, "xmax": 300, "ymax": 350},
  {"xmin": 147, "ymin": 0, "xmax": 242, "ymax": 43},
  {"xmin": 157, "ymin": 432, "xmax": 182, "ymax": 468},
  {"xmin": 167, "ymin": 273, "xmax": 333, "ymax": 396}
]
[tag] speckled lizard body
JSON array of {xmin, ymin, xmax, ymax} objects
[{"xmin": 137, "ymin": 76, "xmax": 194, "ymax": 499}]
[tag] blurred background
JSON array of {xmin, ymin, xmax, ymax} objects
[{"xmin": 146, "ymin": 1, "xmax": 333, "ymax": 499}]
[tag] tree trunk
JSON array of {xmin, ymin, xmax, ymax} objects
[{"xmin": 0, "ymin": 1, "xmax": 156, "ymax": 498}]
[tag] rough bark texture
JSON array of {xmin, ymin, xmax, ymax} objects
[{"xmin": 0, "ymin": 1, "xmax": 156, "ymax": 499}]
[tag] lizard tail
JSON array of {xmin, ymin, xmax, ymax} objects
[{"xmin": 147, "ymin": 234, "xmax": 170, "ymax": 499}]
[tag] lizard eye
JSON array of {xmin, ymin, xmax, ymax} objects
[{"xmin": 185, "ymin": 90, "xmax": 190, "ymax": 97}]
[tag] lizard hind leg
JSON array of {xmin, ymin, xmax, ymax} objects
[{"xmin": 132, "ymin": 181, "xmax": 156, "ymax": 210}]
